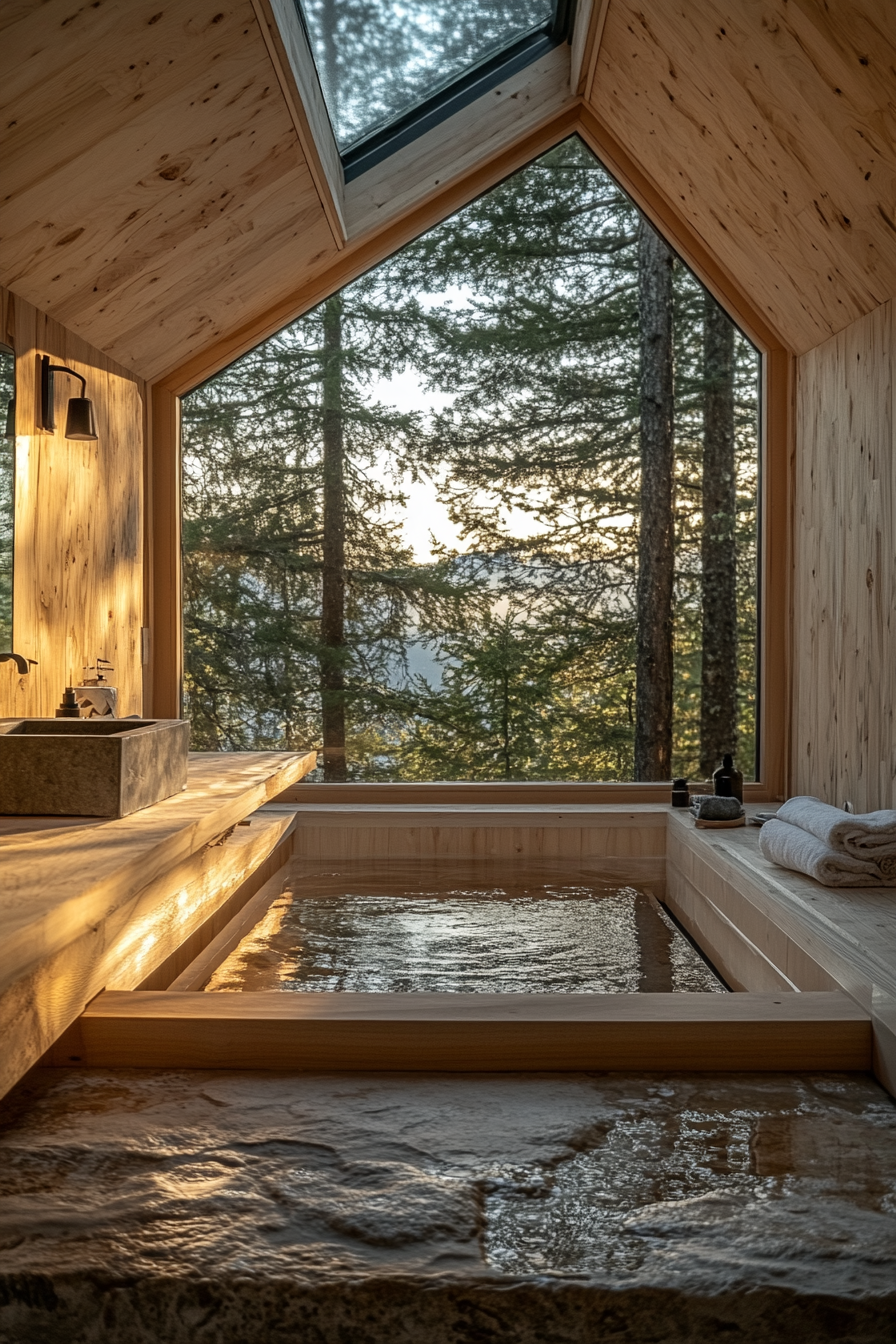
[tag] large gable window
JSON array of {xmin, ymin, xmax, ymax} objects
[{"xmin": 181, "ymin": 138, "xmax": 761, "ymax": 786}]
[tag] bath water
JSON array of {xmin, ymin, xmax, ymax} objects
[{"xmin": 205, "ymin": 862, "xmax": 725, "ymax": 995}]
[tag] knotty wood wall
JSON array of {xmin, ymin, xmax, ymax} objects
[
  {"xmin": 0, "ymin": 287, "xmax": 145, "ymax": 718},
  {"xmin": 792, "ymin": 299, "xmax": 896, "ymax": 811}
]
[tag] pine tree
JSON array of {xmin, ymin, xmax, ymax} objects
[
  {"xmin": 181, "ymin": 288, "xmax": 461, "ymax": 766},
  {"xmin": 634, "ymin": 220, "xmax": 675, "ymax": 781},
  {"xmin": 376, "ymin": 137, "xmax": 645, "ymax": 773},
  {"xmin": 320, "ymin": 294, "xmax": 348, "ymax": 780},
  {"xmin": 699, "ymin": 293, "xmax": 738, "ymax": 778},
  {"xmin": 182, "ymin": 135, "xmax": 760, "ymax": 781}
]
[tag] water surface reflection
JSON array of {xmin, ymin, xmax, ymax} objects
[{"xmin": 205, "ymin": 863, "xmax": 725, "ymax": 995}]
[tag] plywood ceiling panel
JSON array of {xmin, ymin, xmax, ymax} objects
[
  {"xmin": 590, "ymin": 0, "xmax": 896, "ymax": 353},
  {"xmin": 0, "ymin": 0, "xmax": 339, "ymax": 379}
]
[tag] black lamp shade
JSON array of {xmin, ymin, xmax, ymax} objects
[
  {"xmin": 4, "ymin": 398, "xmax": 14, "ymax": 438},
  {"xmin": 65, "ymin": 396, "xmax": 97, "ymax": 441}
]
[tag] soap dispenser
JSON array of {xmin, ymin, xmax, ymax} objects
[
  {"xmin": 712, "ymin": 753, "xmax": 743, "ymax": 803},
  {"xmin": 74, "ymin": 658, "xmax": 118, "ymax": 718}
]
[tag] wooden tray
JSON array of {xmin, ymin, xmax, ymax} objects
[{"xmin": 695, "ymin": 815, "xmax": 746, "ymax": 829}]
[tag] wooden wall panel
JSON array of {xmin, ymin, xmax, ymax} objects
[
  {"xmin": 792, "ymin": 299, "xmax": 896, "ymax": 810},
  {"xmin": 0, "ymin": 287, "xmax": 145, "ymax": 717},
  {"xmin": 591, "ymin": 0, "xmax": 896, "ymax": 354}
]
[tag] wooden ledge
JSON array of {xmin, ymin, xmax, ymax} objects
[
  {"xmin": 59, "ymin": 989, "xmax": 871, "ymax": 1073},
  {"xmin": 0, "ymin": 751, "xmax": 316, "ymax": 988},
  {"xmin": 0, "ymin": 750, "xmax": 317, "ymax": 1099}
]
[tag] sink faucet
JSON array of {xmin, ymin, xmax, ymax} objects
[{"xmin": 0, "ymin": 653, "xmax": 37, "ymax": 674}]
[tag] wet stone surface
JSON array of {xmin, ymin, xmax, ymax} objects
[
  {"xmin": 1, "ymin": 1068, "xmax": 896, "ymax": 1341},
  {"xmin": 205, "ymin": 862, "xmax": 724, "ymax": 994}
]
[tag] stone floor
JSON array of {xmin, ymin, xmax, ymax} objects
[{"xmin": 1, "ymin": 1067, "xmax": 896, "ymax": 1342}]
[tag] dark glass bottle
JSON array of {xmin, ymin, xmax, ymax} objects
[
  {"xmin": 671, "ymin": 778, "xmax": 690, "ymax": 808},
  {"xmin": 712, "ymin": 753, "xmax": 743, "ymax": 803}
]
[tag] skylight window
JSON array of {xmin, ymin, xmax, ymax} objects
[{"xmin": 298, "ymin": 0, "xmax": 562, "ymax": 177}]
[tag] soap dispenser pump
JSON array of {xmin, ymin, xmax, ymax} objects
[
  {"xmin": 712, "ymin": 753, "xmax": 743, "ymax": 803},
  {"xmin": 55, "ymin": 687, "xmax": 81, "ymax": 718}
]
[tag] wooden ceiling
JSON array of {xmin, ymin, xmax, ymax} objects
[
  {"xmin": 589, "ymin": 0, "xmax": 896, "ymax": 355},
  {"xmin": 1, "ymin": 0, "xmax": 893, "ymax": 386},
  {"xmin": 0, "ymin": 0, "xmax": 337, "ymax": 380}
]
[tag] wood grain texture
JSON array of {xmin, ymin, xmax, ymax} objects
[
  {"xmin": 167, "ymin": 855, "xmax": 295, "ymax": 990},
  {"xmin": 590, "ymin": 0, "xmax": 896, "ymax": 353},
  {"xmin": 286, "ymin": 803, "xmax": 667, "ymax": 889},
  {"xmin": 154, "ymin": 105, "xmax": 582, "ymax": 394},
  {"xmin": 0, "ymin": 752, "xmax": 316, "ymax": 994},
  {"xmin": 0, "ymin": 287, "xmax": 145, "ymax": 719},
  {"xmin": 572, "ymin": 0, "xmax": 610, "ymax": 99},
  {"xmin": 132, "ymin": 823, "xmax": 296, "ymax": 991},
  {"xmin": 19, "ymin": 810, "xmax": 295, "ymax": 1085},
  {"xmin": 0, "ymin": 0, "xmax": 335, "ymax": 380},
  {"xmin": 792, "ymin": 299, "xmax": 896, "ymax": 812},
  {"xmin": 666, "ymin": 809, "xmax": 896, "ymax": 1094},
  {"xmin": 0, "ymin": 0, "xmax": 567, "ymax": 382},
  {"xmin": 146, "ymin": 382, "xmax": 181, "ymax": 718},
  {"xmin": 0, "ymin": 753, "xmax": 315, "ymax": 1098},
  {"xmin": 666, "ymin": 810, "xmax": 896, "ymax": 1006},
  {"xmin": 71, "ymin": 988, "xmax": 871, "ymax": 1071},
  {"xmin": 250, "ymin": 0, "xmax": 346, "ymax": 245},
  {"xmin": 4, "ymin": 0, "xmax": 892, "ymax": 385},
  {"xmin": 872, "ymin": 985, "xmax": 896, "ymax": 1100},
  {"xmin": 278, "ymin": 781, "xmax": 777, "ymax": 803}
]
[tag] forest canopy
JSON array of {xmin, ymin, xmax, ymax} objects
[{"xmin": 181, "ymin": 136, "xmax": 760, "ymax": 783}]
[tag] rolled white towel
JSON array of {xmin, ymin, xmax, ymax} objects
[
  {"xmin": 758, "ymin": 818, "xmax": 887, "ymax": 887},
  {"xmin": 777, "ymin": 796, "xmax": 896, "ymax": 873}
]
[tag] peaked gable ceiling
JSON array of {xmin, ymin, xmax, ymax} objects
[{"xmin": 1, "ymin": 0, "xmax": 893, "ymax": 386}]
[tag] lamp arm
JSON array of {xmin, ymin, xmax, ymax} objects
[
  {"xmin": 40, "ymin": 355, "xmax": 90, "ymax": 432},
  {"xmin": 46, "ymin": 364, "xmax": 87, "ymax": 396}
]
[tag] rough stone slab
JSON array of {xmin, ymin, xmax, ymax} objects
[{"xmin": 1, "ymin": 1069, "xmax": 895, "ymax": 1342}]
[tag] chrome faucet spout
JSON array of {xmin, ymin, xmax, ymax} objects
[{"xmin": 0, "ymin": 653, "xmax": 36, "ymax": 675}]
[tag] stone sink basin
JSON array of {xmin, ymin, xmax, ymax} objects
[{"xmin": 0, "ymin": 718, "xmax": 190, "ymax": 818}]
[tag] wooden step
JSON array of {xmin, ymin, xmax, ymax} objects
[{"xmin": 55, "ymin": 989, "xmax": 871, "ymax": 1072}]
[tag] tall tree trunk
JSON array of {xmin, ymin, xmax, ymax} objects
[
  {"xmin": 320, "ymin": 294, "xmax": 347, "ymax": 782},
  {"xmin": 634, "ymin": 222, "xmax": 675, "ymax": 781},
  {"xmin": 699, "ymin": 294, "xmax": 738, "ymax": 779}
]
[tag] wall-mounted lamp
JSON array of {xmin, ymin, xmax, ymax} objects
[{"xmin": 39, "ymin": 355, "xmax": 98, "ymax": 441}]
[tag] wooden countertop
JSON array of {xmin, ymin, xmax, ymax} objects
[{"xmin": 0, "ymin": 751, "xmax": 315, "ymax": 997}]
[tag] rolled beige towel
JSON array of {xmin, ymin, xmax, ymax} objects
[
  {"xmin": 759, "ymin": 818, "xmax": 887, "ymax": 887},
  {"xmin": 777, "ymin": 796, "xmax": 896, "ymax": 861}
]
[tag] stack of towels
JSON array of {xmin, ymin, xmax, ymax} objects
[{"xmin": 759, "ymin": 796, "xmax": 896, "ymax": 887}]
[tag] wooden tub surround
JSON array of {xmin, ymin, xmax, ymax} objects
[
  {"xmin": 5, "ymin": 795, "xmax": 896, "ymax": 1096},
  {"xmin": 65, "ymin": 990, "xmax": 869, "ymax": 1074}
]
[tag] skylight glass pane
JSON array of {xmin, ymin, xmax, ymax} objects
[{"xmin": 300, "ymin": 0, "xmax": 553, "ymax": 151}]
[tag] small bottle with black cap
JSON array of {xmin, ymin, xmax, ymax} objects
[{"xmin": 671, "ymin": 778, "xmax": 690, "ymax": 808}]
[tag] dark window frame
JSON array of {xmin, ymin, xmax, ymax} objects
[{"xmin": 297, "ymin": 0, "xmax": 577, "ymax": 182}]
